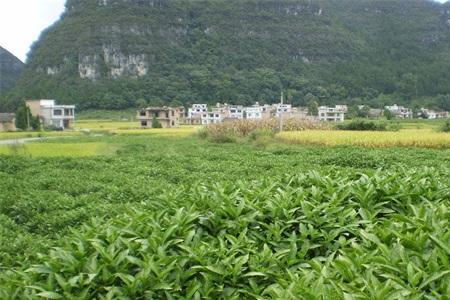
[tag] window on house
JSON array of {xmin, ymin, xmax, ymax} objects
[
  {"xmin": 171, "ymin": 111, "xmax": 175, "ymax": 116},
  {"xmin": 53, "ymin": 109, "xmax": 62, "ymax": 116},
  {"xmin": 166, "ymin": 112, "xmax": 169, "ymax": 118},
  {"xmin": 140, "ymin": 111, "xmax": 146, "ymax": 116},
  {"xmin": 141, "ymin": 121, "xmax": 147, "ymax": 126},
  {"xmin": 171, "ymin": 121, "xmax": 175, "ymax": 126}
]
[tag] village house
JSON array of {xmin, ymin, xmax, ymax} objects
[
  {"xmin": 368, "ymin": 108, "xmax": 384, "ymax": 119},
  {"xmin": 201, "ymin": 112, "xmax": 223, "ymax": 124},
  {"xmin": 138, "ymin": 106, "xmax": 183, "ymax": 128},
  {"xmin": 185, "ymin": 102, "xmax": 314, "ymax": 124},
  {"xmin": 420, "ymin": 108, "xmax": 449, "ymax": 119},
  {"xmin": 318, "ymin": 105, "xmax": 347, "ymax": 122},
  {"xmin": 244, "ymin": 103, "xmax": 263, "ymax": 119},
  {"xmin": 384, "ymin": 104, "xmax": 412, "ymax": 119},
  {"xmin": 26, "ymin": 99, "xmax": 75, "ymax": 129},
  {"xmin": 188, "ymin": 104, "xmax": 207, "ymax": 118},
  {"xmin": 227, "ymin": 105, "xmax": 244, "ymax": 119},
  {"xmin": 0, "ymin": 113, "xmax": 16, "ymax": 131},
  {"xmin": 186, "ymin": 104, "xmax": 208, "ymax": 125},
  {"xmin": 274, "ymin": 103, "xmax": 292, "ymax": 117}
]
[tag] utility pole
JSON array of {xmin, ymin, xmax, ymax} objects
[
  {"xmin": 279, "ymin": 91, "xmax": 284, "ymax": 133},
  {"xmin": 26, "ymin": 108, "xmax": 30, "ymax": 130}
]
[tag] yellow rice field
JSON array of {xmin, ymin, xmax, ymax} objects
[
  {"xmin": 278, "ymin": 129, "xmax": 450, "ymax": 149},
  {"xmin": 0, "ymin": 142, "xmax": 114, "ymax": 157},
  {"xmin": 75, "ymin": 120, "xmax": 199, "ymax": 137},
  {"xmin": 112, "ymin": 127, "xmax": 199, "ymax": 137},
  {"xmin": 75, "ymin": 120, "xmax": 139, "ymax": 131}
]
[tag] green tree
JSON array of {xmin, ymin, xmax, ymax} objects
[
  {"xmin": 30, "ymin": 116, "xmax": 41, "ymax": 130},
  {"xmin": 397, "ymin": 73, "xmax": 418, "ymax": 101},
  {"xmin": 136, "ymin": 98, "xmax": 147, "ymax": 109},
  {"xmin": 357, "ymin": 105, "xmax": 370, "ymax": 118},
  {"xmin": 306, "ymin": 95, "xmax": 319, "ymax": 116},
  {"xmin": 383, "ymin": 109, "xmax": 395, "ymax": 120},
  {"xmin": 152, "ymin": 116, "xmax": 162, "ymax": 128},
  {"xmin": 15, "ymin": 103, "xmax": 31, "ymax": 130},
  {"xmin": 169, "ymin": 99, "xmax": 184, "ymax": 107}
]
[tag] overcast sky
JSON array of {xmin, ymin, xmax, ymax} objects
[
  {"xmin": 0, "ymin": 0, "xmax": 448, "ymax": 63},
  {"xmin": 0, "ymin": 0, "xmax": 66, "ymax": 62}
]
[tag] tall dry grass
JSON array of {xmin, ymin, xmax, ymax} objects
[{"xmin": 201, "ymin": 118, "xmax": 329, "ymax": 142}]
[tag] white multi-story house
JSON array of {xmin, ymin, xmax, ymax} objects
[
  {"xmin": 274, "ymin": 103, "xmax": 292, "ymax": 117},
  {"xmin": 188, "ymin": 104, "xmax": 207, "ymax": 118},
  {"xmin": 201, "ymin": 111, "xmax": 223, "ymax": 124},
  {"xmin": 227, "ymin": 105, "xmax": 244, "ymax": 119},
  {"xmin": 318, "ymin": 105, "xmax": 347, "ymax": 122},
  {"xmin": 244, "ymin": 104, "xmax": 263, "ymax": 119},
  {"xmin": 384, "ymin": 104, "xmax": 412, "ymax": 119},
  {"xmin": 186, "ymin": 104, "xmax": 208, "ymax": 124},
  {"xmin": 26, "ymin": 99, "xmax": 75, "ymax": 129}
]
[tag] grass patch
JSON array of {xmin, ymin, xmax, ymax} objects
[
  {"xmin": 0, "ymin": 142, "xmax": 115, "ymax": 157},
  {"xmin": 75, "ymin": 120, "xmax": 140, "ymax": 131},
  {"xmin": 0, "ymin": 131, "xmax": 82, "ymax": 141},
  {"xmin": 278, "ymin": 129, "xmax": 450, "ymax": 149}
]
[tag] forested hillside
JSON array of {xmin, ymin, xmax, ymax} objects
[
  {"xmin": 3, "ymin": 0, "xmax": 450, "ymax": 110},
  {"xmin": 0, "ymin": 47, "xmax": 24, "ymax": 95}
]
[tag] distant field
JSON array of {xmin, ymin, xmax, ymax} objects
[
  {"xmin": 75, "ymin": 119, "xmax": 139, "ymax": 130},
  {"xmin": 0, "ymin": 142, "xmax": 114, "ymax": 157},
  {"xmin": 278, "ymin": 129, "xmax": 450, "ymax": 149},
  {"xmin": 75, "ymin": 120, "xmax": 200, "ymax": 136},
  {"xmin": 0, "ymin": 131, "xmax": 82, "ymax": 141},
  {"xmin": 388, "ymin": 118, "xmax": 445, "ymax": 129}
]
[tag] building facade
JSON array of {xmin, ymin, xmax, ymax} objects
[
  {"xmin": 384, "ymin": 105, "xmax": 412, "ymax": 119},
  {"xmin": 420, "ymin": 108, "xmax": 449, "ymax": 119},
  {"xmin": 244, "ymin": 105, "xmax": 263, "ymax": 119},
  {"xmin": 138, "ymin": 107, "xmax": 183, "ymax": 128},
  {"xmin": 318, "ymin": 105, "xmax": 347, "ymax": 122},
  {"xmin": 26, "ymin": 100, "xmax": 75, "ymax": 129},
  {"xmin": 0, "ymin": 113, "xmax": 16, "ymax": 131}
]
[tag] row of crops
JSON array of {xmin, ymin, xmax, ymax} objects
[{"xmin": 0, "ymin": 136, "xmax": 449, "ymax": 298}]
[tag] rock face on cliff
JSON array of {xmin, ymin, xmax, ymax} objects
[
  {"xmin": 0, "ymin": 47, "xmax": 24, "ymax": 94},
  {"xmin": 10, "ymin": 0, "xmax": 450, "ymax": 109}
]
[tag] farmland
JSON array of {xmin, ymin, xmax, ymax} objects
[
  {"xmin": 279, "ymin": 129, "xmax": 450, "ymax": 149},
  {"xmin": 0, "ymin": 128, "xmax": 449, "ymax": 298}
]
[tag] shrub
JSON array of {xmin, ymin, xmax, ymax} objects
[
  {"xmin": 248, "ymin": 128, "xmax": 275, "ymax": 141},
  {"xmin": 152, "ymin": 116, "xmax": 162, "ymax": 128},
  {"xmin": 440, "ymin": 118, "xmax": 450, "ymax": 132},
  {"xmin": 336, "ymin": 119, "xmax": 389, "ymax": 131}
]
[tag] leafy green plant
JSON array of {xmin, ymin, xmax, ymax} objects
[
  {"xmin": 440, "ymin": 118, "xmax": 450, "ymax": 132},
  {"xmin": 151, "ymin": 116, "xmax": 162, "ymax": 128},
  {"xmin": 0, "ymin": 135, "xmax": 449, "ymax": 298}
]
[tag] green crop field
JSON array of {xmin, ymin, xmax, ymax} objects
[{"xmin": 0, "ymin": 133, "xmax": 449, "ymax": 299}]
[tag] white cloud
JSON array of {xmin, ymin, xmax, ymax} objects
[{"xmin": 0, "ymin": 0, "xmax": 65, "ymax": 62}]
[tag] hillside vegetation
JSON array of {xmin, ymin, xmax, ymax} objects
[
  {"xmin": 0, "ymin": 47, "xmax": 24, "ymax": 94},
  {"xmin": 2, "ymin": 0, "xmax": 450, "ymax": 111}
]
